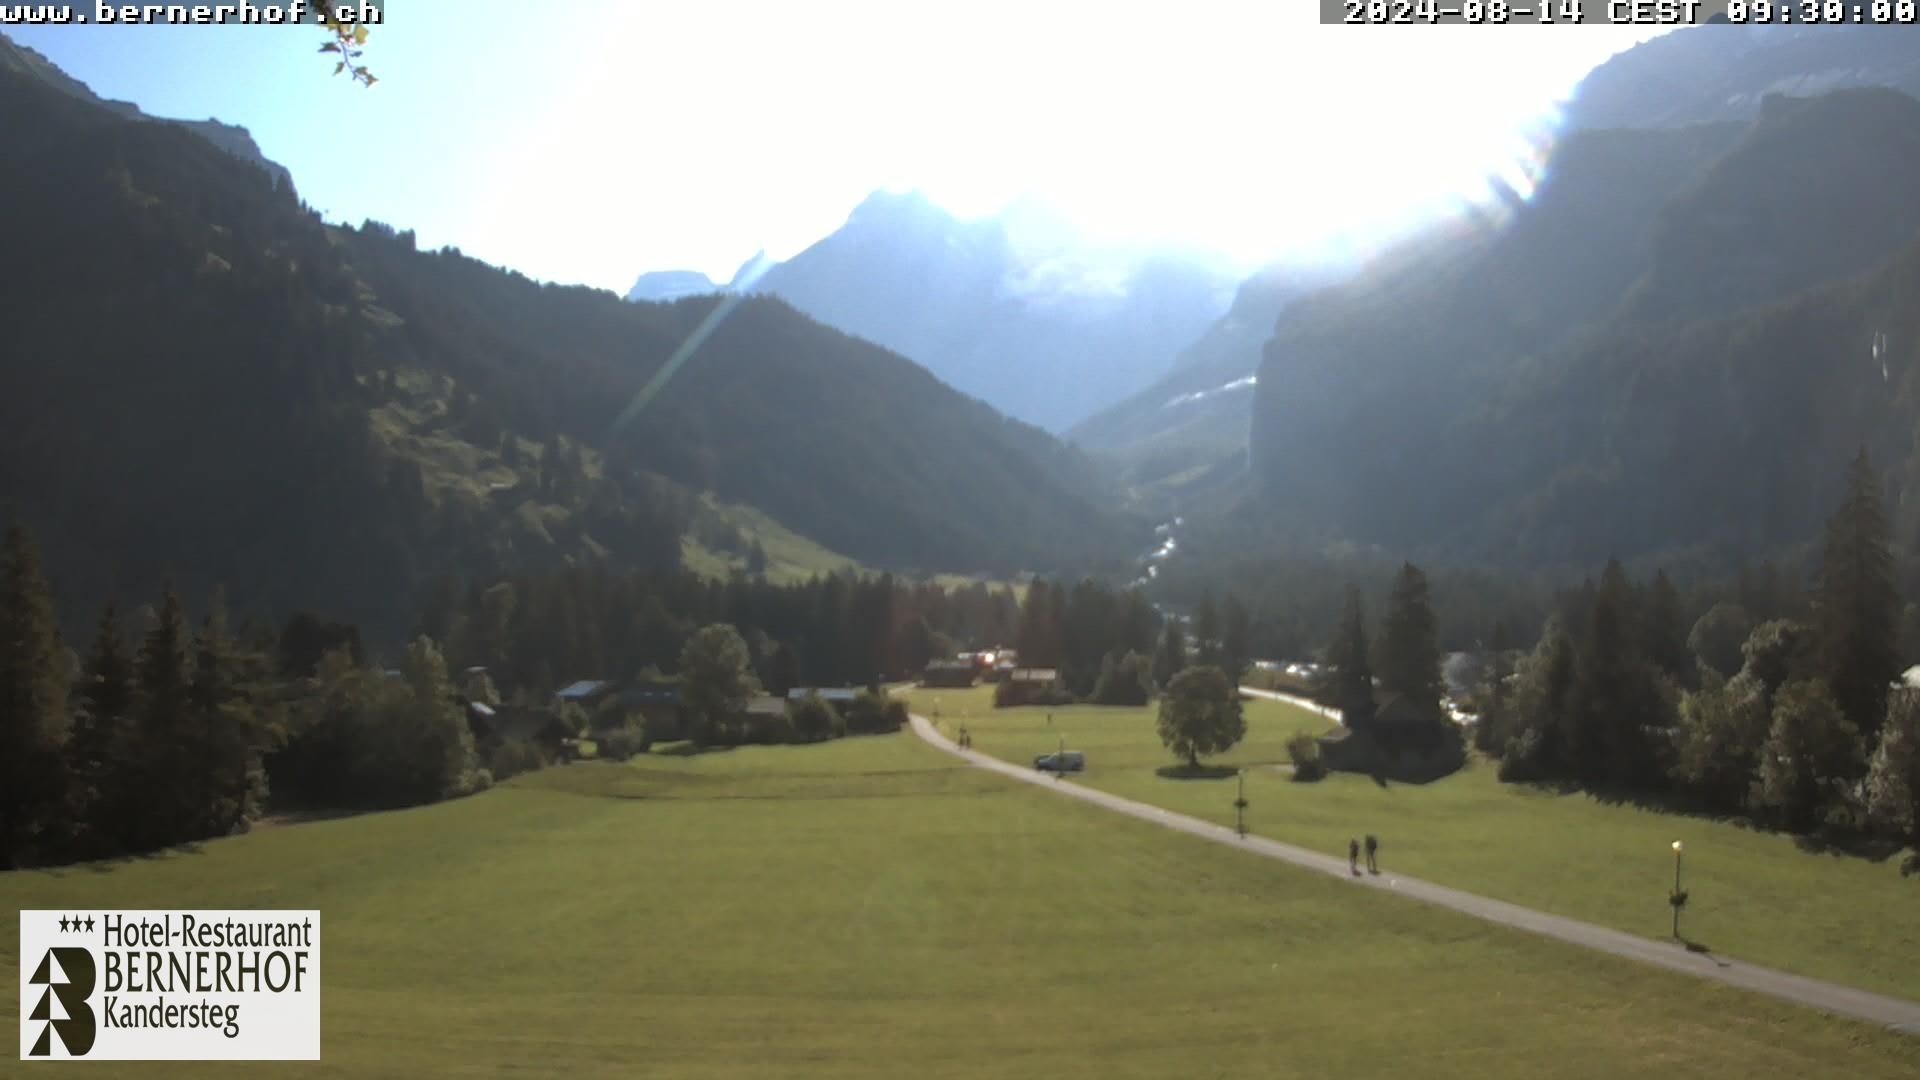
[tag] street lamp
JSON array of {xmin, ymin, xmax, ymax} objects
[
  {"xmin": 1668, "ymin": 840, "xmax": 1689, "ymax": 940},
  {"xmin": 1234, "ymin": 769, "xmax": 1249, "ymax": 838}
]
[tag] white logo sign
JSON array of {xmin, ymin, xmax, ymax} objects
[{"xmin": 19, "ymin": 910, "xmax": 320, "ymax": 1061}]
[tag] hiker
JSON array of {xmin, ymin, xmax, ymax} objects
[
  {"xmin": 1365, "ymin": 833, "xmax": 1379, "ymax": 873},
  {"xmin": 1349, "ymin": 837, "xmax": 1360, "ymax": 875}
]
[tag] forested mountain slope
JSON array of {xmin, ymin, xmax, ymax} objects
[
  {"xmin": 1247, "ymin": 86, "xmax": 1920, "ymax": 575},
  {"xmin": 0, "ymin": 57, "xmax": 1128, "ymax": 639}
]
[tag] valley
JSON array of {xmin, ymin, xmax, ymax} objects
[{"xmin": 7, "ymin": 15, "xmax": 1920, "ymax": 1077}]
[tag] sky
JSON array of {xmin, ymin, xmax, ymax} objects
[{"xmin": 8, "ymin": 3, "xmax": 1668, "ymax": 293}]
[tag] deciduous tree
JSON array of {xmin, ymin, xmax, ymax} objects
[
  {"xmin": 1866, "ymin": 689, "xmax": 1920, "ymax": 846},
  {"xmin": 1156, "ymin": 666, "xmax": 1245, "ymax": 769},
  {"xmin": 1670, "ymin": 671, "xmax": 1770, "ymax": 813},
  {"xmin": 679, "ymin": 623, "xmax": 759, "ymax": 745},
  {"xmin": 1688, "ymin": 602, "xmax": 1752, "ymax": 681},
  {"xmin": 1752, "ymin": 678, "xmax": 1860, "ymax": 831}
]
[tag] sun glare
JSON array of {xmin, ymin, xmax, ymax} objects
[{"xmin": 243, "ymin": 3, "xmax": 1671, "ymax": 288}]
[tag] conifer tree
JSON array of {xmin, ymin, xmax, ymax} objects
[
  {"xmin": 1571, "ymin": 560, "xmax": 1663, "ymax": 788},
  {"xmin": 1015, "ymin": 582, "xmax": 1064, "ymax": 670},
  {"xmin": 1222, "ymin": 594, "xmax": 1251, "ymax": 686},
  {"xmin": 1192, "ymin": 592, "xmax": 1222, "ymax": 670},
  {"xmin": 0, "ymin": 526, "xmax": 70, "ymax": 868},
  {"xmin": 1643, "ymin": 570, "xmax": 1693, "ymax": 686},
  {"xmin": 1152, "ymin": 618, "xmax": 1188, "ymax": 691},
  {"xmin": 1119, "ymin": 590, "xmax": 1159, "ymax": 657},
  {"xmin": 135, "ymin": 584, "xmax": 192, "ymax": 849},
  {"xmin": 1817, "ymin": 449, "xmax": 1901, "ymax": 738},
  {"xmin": 189, "ymin": 602, "xmax": 265, "ymax": 838},
  {"xmin": 1324, "ymin": 585, "xmax": 1376, "ymax": 733},
  {"xmin": 1374, "ymin": 562, "xmax": 1443, "ymax": 720},
  {"xmin": 70, "ymin": 604, "xmax": 132, "ymax": 854}
]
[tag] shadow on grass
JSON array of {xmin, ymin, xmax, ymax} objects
[
  {"xmin": 1155, "ymin": 764, "xmax": 1238, "ymax": 781},
  {"xmin": 35, "ymin": 841, "xmax": 211, "ymax": 876},
  {"xmin": 650, "ymin": 741, "xmax": 740, "ymax": 758},
  {"xmin": 1504, "ymin": 777, "xmax": 1919, "ymax": 868},
  {"xmin": 1326, "ymin": 764, "xmax": 1457, "ymax": 787},
  {"xmin": 1792, "ymin": 829, "xmax": 1907, "ymax": 863}
]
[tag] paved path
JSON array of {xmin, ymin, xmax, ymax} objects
[
  {"xmin": 908, "ymin": 712, "xmax": 1920, "ymax": 1036},
  {"xmin": 1238, "ymin": 684, "xmax": 1344, "ymax": 722}
]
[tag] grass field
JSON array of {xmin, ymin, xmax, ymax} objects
[
  {"xmin": 4, "ymin": 731, "xmax": 1919, "ymax": 1076},
  {"xmin": 906, "ymin": 685, "xmax": 1920, "ymax": 1002}
]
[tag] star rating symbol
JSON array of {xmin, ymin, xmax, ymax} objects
[{"xmin": 55, "ymin": 914, "xmax": 93, "ymax": 933}]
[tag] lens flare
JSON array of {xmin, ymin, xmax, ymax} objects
[{"xmin": 603, "ymin": 259, "xmax": 775, "ymax": 446}]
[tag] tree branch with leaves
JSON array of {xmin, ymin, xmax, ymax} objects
[{"xmin": 315, "ymin": 1, "xmax": 377, "ymax": 87}]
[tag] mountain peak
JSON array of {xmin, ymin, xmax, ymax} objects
[
  {"xmin": 845, "ymin": 188, "xmax": 952, "ymax": 229},
  {"xmin": 625, "ymin": 269, "xmax": 719, "ymax": 303},
  {"xmin": 1, "ymin": 31, "xmax": 293, "ymax": 192}
]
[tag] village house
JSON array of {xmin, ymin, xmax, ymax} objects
[{"xmin": 921, "ymin": 659, "xmax": 978, "ymax": 688}]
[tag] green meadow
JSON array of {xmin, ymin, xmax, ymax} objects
[
  {"xmin": 908, "ymin": 685, "xmax": 1920, "ymax": 1002},
  {"xmin": 5, "ymin": 730, "xmax": 1918, "ymax": 1076}
]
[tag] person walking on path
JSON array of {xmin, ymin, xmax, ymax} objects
[
  {"xmin": 1348, "ymin": 837, "xmax": 1360, "ymax": 875},
  {"xmin": 1365, "ymin": 834, "xmax": 1379, "ymax": 874}
]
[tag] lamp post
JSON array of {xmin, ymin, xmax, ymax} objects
[
  {"xmin": 1234, "ymin": 769, "xmax": 1249, "ymax": 838},
  {"xmin": 1668, "ymin": 840, "xmax": 1688, "ymax": 940}
]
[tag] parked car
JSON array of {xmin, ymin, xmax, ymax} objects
[{"xmin": 1034, "ymin": 750, "xmax": 1085, "ymax": 773}]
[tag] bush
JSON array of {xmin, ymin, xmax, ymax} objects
[
  {"xmin": 597, "ymin": 724, "xmax": 648, "ymax": 762},
  {"xmin": 1497, "ymin": 728, "xmax": 1551, "ymax": 783},
  {"xmin": 789, "ymin": 694, "xmax": 843, "ymax": 743},
  {"xmin": 995, "ymin": 680, "xmax": 1075, "ymax": 709},
  {"xmin": 842, "ymin": 689, "xmax": 907, "ymax": 735},
  {"xmin": 1286, "ymin": 731, "xmax": 1326, "ymax": 782},
  {"xmin": 845, "ymin": 689, "xmax": 902, "ymax": 735},
  {"xmin": 487, "ymin": 739, "xmax": 549, "ymax": 782}
]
